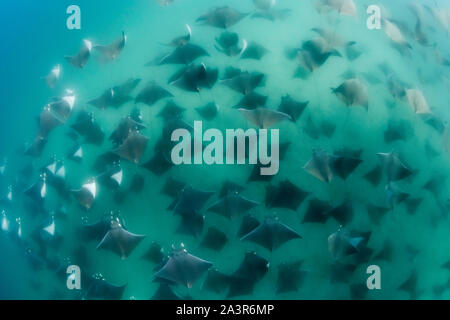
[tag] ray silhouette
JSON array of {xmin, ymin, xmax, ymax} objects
[
  {"xmin": 96, "ymin": 223, "xmax": 145, "ymax": 259},
  {"xmin": 207, "ymin": 192, "xmax": 258, "ymax": 219},
  {"xmin": 154, "ymin": 248, "xmax": 213, "ymax": 288},
  {"xmin": 265, "ymin": 179, "xmax": 308, "ymax": 211},
  {"xmin": 241, "ymin": 217, "xmax": 301, "ymax": 252}
]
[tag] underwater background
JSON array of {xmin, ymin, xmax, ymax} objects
[{"xmin": 1, "ymin": 0, "xmax": 450, "ymax": 300}]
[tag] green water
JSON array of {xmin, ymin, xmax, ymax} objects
[{"xmin": 1, "ymin": 0, "xmax": 450, "ymax": 300}]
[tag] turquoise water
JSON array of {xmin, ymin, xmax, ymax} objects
[{"xmin": 1, "ymin": 0, "xmax": 450, "ymax": 299}]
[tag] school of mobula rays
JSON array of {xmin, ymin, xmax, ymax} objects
[{"xmin": 1, "ymin": 0, "xmax": 450, "ymax": 300}]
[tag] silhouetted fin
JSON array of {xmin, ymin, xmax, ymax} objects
[
  {"xmin": 227, "ymin": 252, "xmax": 269, "ymax": 298},
  {"xmin": 433, "ymin": 280, "xmax": 450, "ymax": 299},
  {"xmin": 265, "ymin": 179, "xmax": 308, "ymax": 211},
  {"xmin": 302, "ymin": 115, "xmax": 320, "ymax": 139},
  {"xmin": 130, "ymin": 107, "xmax": 143, "ymax": 124},
  {"xmin": 39, "ymin": 106, "xmax": 63, "ymax": 138},
  {"xmin": 237, "ymin": 215, "xmax": 261, "ymax": 238},
  {"xmin": 161, "ymin": 177, "xmax": 186, "ymax": 198},
  {"xmin": 110, "ymin": 117, "xmax": 146, "ymax": 146},
  {"xmin": 241, "ymin": 216, "xmax": 302, "ymax": 252},
  {"xmin": 142, "ymin": 152, "xmax": 174, "ymax": 176},
  {"xmin": 66, "ymin": 129, "xmax": 80, "ymax": 142},
  {"xmin": 442, "ymin": 261, "xmax": 450, "ymax": 270},
  {"xmin": 67, "ymin": 144, "xmax": 83, "ymax": 163},
  {"xmin": 331, "ymin": 150, "xmax": 363, "ymax": 180},
  {"xmin": 151, "ymin": 284, "xmax": 183, "ymax": 300},
  {"xmin": 170, "ymin": 186, "xmax": 214, "ymax": 216},
  {"xmin": 276, "ymin": 261, "xmax": 308, "ymax": 294},
  {"xmin": 367, "ymin": 204, "xmax": 389, "ymax": 225},
  {"xmin": 92, "ymin": 152, "xmax": 120, "ymax": 173},
  {"xmin": 364, "ymin": 165, "xmax": 383, "ymax": 186},
  {"xmin": 328, "ymin": 228, "xmax": 365, "ymax": 260},
  {"xmin": 71, "ymin": 111, "xmax": 105, "ymax": 146},
  {"xmin": 303, "ymin": 149, "xmax": 334, "ymax": 183},
  {"xmin": 219, "ymin": 181, "xmax": 245, "ymax": 198},
  {"xmin": 113, "ymin": 190, "xmax": 127, "ymax": 205},
  {"xmin": 320, "ymin": 121, "xmax": 337, "ymax": 138},
  {"xmin": 377, "ymin": 151, "xmax": 413, "ymax": 182},
  {"xmin": 302, "ymin": 199, "xmax": 332, "ymax": 224},
  {"xmin": 332, "ymin": 78, "xmax": 368, "ymax": 108},
  {"xmin": 328, "ymin": 202, "xmax": 353, "ymax": 225},
  {"xmin": 79, "ymin": 214, "xmax": 126, "ymax": 242},
  {"xmin": 239, "ymin": 107, "xmax": 291, "ymax": 129},
  {"xmin": 24, "ymin": 248, "xmax": 46, "ymax": 271},
  {"xmin": 114, "ymin": 131, "xmax": 148, "ymax": 164},
  {"xmin": 72, "ymin": 180, "xmax": 97, "ymax": 210},
  {"xmin": 346, "ymin": 44, "xmax": 362, "ymax": 61},
  {"xmin": 88, "ymin": 88, "xmax": 114, "ymax": 110},
  {"xmin": 129, "ymin": 174, "xmax": 145, "ymax": 193},
  {"xmin": 113, "ymin": 78, "xmax": 141, "ymax": 107},
  {"xmin": 406, "ymin": 88, "xmax": 431, "ymax": 114},
  {"xmin": 423, "ymin": 174, "xmax": 446, "ymax": 197},
  {"xmin": 385, "ymin": 182, "xmax": 410, "ymax": 208},
  {"xmin": 233, "ymin": 92, "xmax": 267, "ymax": 110},
  {"xmin": 311, "ymin": 27, "xmax": 356, "ymax": 48},
  {"xmin": 177, "ymin": 211, "xmax": 205, "ymax": 237},
  {"xmin": 32, "ymin": 215, "xmax": 63, "ymax": 252},
  {"xmin": 158, "ymin": 100, "xmax": 186, "ymax": 122},
  {"xmin": 422, "ymin": 114, "xmax": 446, "ymax": 135},
  {"xmin": 151, "ymin": 43, "xmax": 209, "ymax": 65},
  {"xmin": 372, "ymin": 241, "xmax": 394, "ymax": 262},
  {"xmin": 277, "ymin": 95, "xmax": 308, "ymax": 122},
  {"xmin": 43, "ymin": 159, "xmax": 69, "ymax": 198},
  {"xmin": 97, "ymin": 164, "xmax": 123, "ymax": 189},
  {"xmin": 384, "ymin": 119, "xmax": 413, "ymax": 144},
  {"xmin": 135, "ymin": 81, "xmax": 173, "ymax": 106},
  {"xmin": 170, "ymin": 63, "xmax": 218, "ymax": 92},
  {"xmin": 296, "ymin": 38, "xmax": 342, "ymax": 73},
  {"xmin": 164, "ymin": 24, "xmax": 192, "ymax": 48},
  {"xmin": 293, "ymin": 65, "xmax": 310, "ymax": 79},
  {"xmin": 207, "ymin": 193, "xmax": 258, "ymax": 219},
  {"xmin": 43, "ymin": 64, "xmax": 61, "ymax": 89},
  {"xmin": 154, "ymin": 248, "xmax": 213, "ymax": 288},
  {"xmin": 330, "ymin": 262, "xmax": 356, "ymax": 284},
  {"xmin": 90, "ymin": 79, "xmax": 140, "ymax": 110},
  {"xmin": 404, "ymin": 197, "xmax": 423, "ymax": 215},
  {"xmin": 97, "ymin": 224, "xmax": 145, "ymax": 259},
  {"xmin": 201, "ymin": 226, "xmax": 228, "ymax": 251},
  {"xmin": 65, "ymin": 39, "xmax": 92, "ymax": 69},
  {"xmin": 24, "ymin": 136, "xmax": 48, "ymax": 158},
  {"xmin": 203, "ymin": 269, "xmax": 230, "ymax": 294},
  {"xmin": 398, "ymin": 271, "xmax": 420, "ymax": 299},
  {"xmin": 197, "ymin": 6, "xmax": 248, "ymax": 29},
  {"xmin": 24, "ymin": 174, "xmax": 47, "ymax": 206},
  {"xmin": 221, "ymin": 71, "xmax": 265, "ymax": 95},
  {"xmin": 94, "ymin": 31, "xmax": 127, "ymax": 62},
  {"xmin": 46, "ymin": 91, "xmax": 76, "ymax": 124},
  {"xmin": 195, "ymin": 102, "xmax": 219, "ymax": 121},
  {"xmin": 405, "ymin": 245, "xmax": 420, "ymax": 263},
  {"xmin": 248, "ymin": 163, "xmax": 275, "ymax": 182},
  {"xmin": 142, "ymin": 242, "xmax": 165, "ymax": 265},
  {"xmin": 215, "ymin": 31, "xmax": 243, "ymax": 57},
  {"xmin": 241, "ymin": 41, "xmax": 268, "ymax": 60},
  {"xmin": 85, "ymin": 274, "xmax": 126, "ymax": 300},
  {"xmin": 350, "ymin": 283, "xmax": 368, "ymax": 300},
  {"xmin": 221, "ymin": 66, "xmax": 242, "ymax": 80}
]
